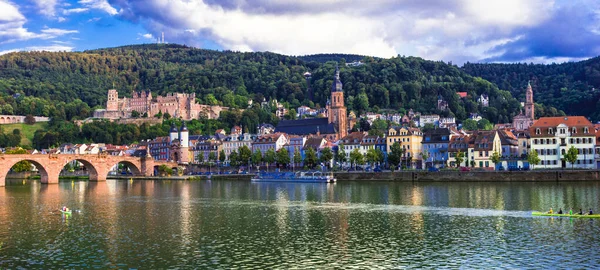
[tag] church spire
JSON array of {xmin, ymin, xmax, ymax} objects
[{"xmin": 332, "ymin": 64, "xmax": 343, "ymax": 92}]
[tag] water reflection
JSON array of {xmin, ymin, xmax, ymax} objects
[{"xmin": 1, "ymin": 180, "xmax": 600, "ymax": 268}]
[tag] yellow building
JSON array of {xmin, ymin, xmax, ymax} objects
[{"xmin": 387, "ymin": 127, "xmax": 423, "ymax": 168}]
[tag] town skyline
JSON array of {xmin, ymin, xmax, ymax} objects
[{"xmin": 1, "ymin": 0, "xmax": 599, "ymax": 64}]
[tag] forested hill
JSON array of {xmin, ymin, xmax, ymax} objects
[
  {"xmin": 0, "ymin": 43, "xmax": 561, "ymax": 124},
  {"xmin": 462, "ymin": 57, "xmax": 600, "ymax": 120},
  {"xmin": 297, "ymin": 53, "xmax": 367, "ymax": 64}
]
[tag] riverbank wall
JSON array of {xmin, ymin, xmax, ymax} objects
[
  {"xmin": 333, "ymin": 170, "xmax": 600, "ymax": 182},
  {"xmin": 103, "ymin": 170, "xmax": 600, "ymax": 182}
]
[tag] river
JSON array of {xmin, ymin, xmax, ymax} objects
[{"xmin": 1, "ymin": 179, "xmax": 599, "ymax": 268}]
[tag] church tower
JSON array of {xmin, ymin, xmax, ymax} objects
[
  {"xmin": 178, "ymin": 122, "xmax": 190, "ymax": 164},
  {"xmin": 328, "ymin": 65, "xmax": 348, "ymax": 138},
  {"xmin": 525, "ymin": 81, "xmax": 534, "ymax": 120}
]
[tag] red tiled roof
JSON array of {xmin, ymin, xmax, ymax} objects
[
  {"xmin": 529, "ymin": 116, "xmax": 593, "ymax": 137},
  {"xmin": 457, "ymin": 92, "xmax": 468, "ymax": 98}
]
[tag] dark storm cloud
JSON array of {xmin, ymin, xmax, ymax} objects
[{"xmin": 484, "ymin": 5, "xmax": 600, "ymax": 62}]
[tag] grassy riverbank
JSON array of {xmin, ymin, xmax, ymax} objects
[{"xmin": 1, "ymin": 122, "xmax": 48, "ymax": 146}]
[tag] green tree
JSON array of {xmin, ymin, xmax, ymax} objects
[
  {"xmin": 462, "ymin": 119, "xmax": 478, "ymax": 131},
  {"xmin": 319, "ymin": 147, "xmax": 334, "ymax": 168},
  {"xmin": 564, "ymin": 146, "xmax": 578, "ymax": 170},
  {"xmin": 219, "ymin": 149, "xmax": 226, "ymax": 163},
  {"xmin": 336, "ymin": 144, "xmax": 347, "ymax": 165},
  {"xmin": 366, "ymin": 148, "xmax": 379, "ymax": 166},
  {"xmin": 208, "ymin": 151, "xmax": 217, "ymax": 172},
  {"xmin": 131, "ymin": 110, "xmax": 140, "ymax": 118},
  {"xmin": 276, "ymin": 148, "xmax": 290, "ymax": 168},
  {"xmin": 158, "ymin": 164, "xmax": 173, "ymax": 176},
  {"xmin": 388, "ymin": 142, "xmax": 402, "ymax": 171},
  {"xmin": 252, "ymin": 150, "xmax": 262, "ymax": 170},
  {"xmin": 421, "ymin": 150, "xmax": 429, "ymax": 169},
  {"xmin": 229, "ymin": 150, "xmax": 239, "ymax": 167},
  {"xmin": 239, "ymin": 145, "xmax": 252, "ymax": 168},
  {"xmin": 304, "ymin": 147, "xmax": 318, "ymax": 169},
  {"xmin": 349, "ymin": 148, "xmax": 364, "ymax": 169},
  {"xmin": 490, "ymin": 151, "xmax": 501, "ymax": 169},
  {"xmin": 355, "ymin": 93, "xmax": 370, "ymax": 117},
  {"xmin": 293, "ymin": 148, "xmax": 302, "ymax": 167},
  {"xmin": 264, "ymin": 148, "xmax": 276, "ymax": 171},
  {"xmin": 527, "ymin": 150, "xmax": 540, "ymax": 169},
  {"xmin": 196, "ymin": 152, "xmax": 205, "ymax": 164},
  {"xmin": 455, "ymin": 150, "xmax": 465, "ymax": 167}
]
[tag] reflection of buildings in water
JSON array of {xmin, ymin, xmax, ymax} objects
[
  {"xmin": 180, "ymin": 183, "xmax": 192, "ymax": 243},
  {"xmin": 411, "ymin": 185, "xmax": 423, "ymax": 206},
  {"xmin": 275, "ymin": 189, "xmax": 290, "ymax": 233},
  {"xmin": 409, "ymin": 185, "xmax": 425, "ymax": 239},
  {"xmin": 39, "ymin": 183, "xmax": 61, "ymax": 207}
]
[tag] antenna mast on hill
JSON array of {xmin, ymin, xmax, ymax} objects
[{"xmin": 162, "ymin": 32, "xmax": 165, "ymax": 44}]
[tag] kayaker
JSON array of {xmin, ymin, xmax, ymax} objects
[
  {"xmin": 558, "ymin": 208, "xmax": 563, "ymax": 214},
  {"xmin": 590, "ymin": 209, "xmax": 594, "ymax": 215},
  {"xmin": 579, "ymin": 209, "xmax": 583, "ymax": 215},
  {"xmin": 548, "ymin": 208, "xmax": 553, "ymax": 214},
  {"xmin": 569, "ymin": 209, "xmax": 573, "ymax": 215}
]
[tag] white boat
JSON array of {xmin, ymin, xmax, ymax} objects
[{"xmin": 251, "ymin": 171, "xmax": 336, "ymax": 183}]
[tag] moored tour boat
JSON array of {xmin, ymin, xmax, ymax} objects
[
  {"xmin": 532, "ymin": 211, "xmax": 600, "ymax": 218},
  {"xmin": 251, "ymin": 171, "xmax": 336, "ymax": 183}
]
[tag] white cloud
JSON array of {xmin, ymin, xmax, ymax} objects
[
  {"xmin": 57, "ymin": 16, "xmax": 66, "ymax": 22},
  {"xmin": 108, "ymin": 0, "xmax": 563, "ymax": 62},
  {"xmin": 78, "ymin": 0, "xmax": 118, "ymax": 15},
  {"xmin": 33, "ymin": 0, "xmax": 59, "ymax": 17},
  {"xmin": 142, "ymin": 33, "xmax": 153, "ymax": 39},
  {"xmin": 0, "ymin": 1, "xmax": 79, "ymax": 45},
  {"xmin": 39, "ymin": 28, "xmax": 79, "ymax": 38},
  {"xmin": 0, "ymin": 45, "xmax": 75, "ymax": 55},
  {"xmin": 62, "ymin": 8, "xmax": 89, "ymax": 15}
]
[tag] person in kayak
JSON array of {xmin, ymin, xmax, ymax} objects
[
  {"xmin": 579, "ymin": 209, "xmax": 584, "ymax": 215},
  {"xmin": 590, "ymin": 209, "xmax": 594, "ymax": 215},
  {"xmin": 558, "ymin": 208, "xmax": 563, "ymax": 214},
  {"xmin": 569, "ymin": 209, "xmax": 573, "ymax": 215},
  {"xmin": 547, "ymin": 208, "xmax": 553, "ymax": 214}
]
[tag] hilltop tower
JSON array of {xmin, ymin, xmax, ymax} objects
[
  {"xmin": 525, "ymin": 81, "xmax": 534, "ymax": 120},
  {"xmin": 106, "ymin": 89, "xmax": 119, "ymax": 111},
  {"xmin": 328, "ymin": 65, "xmax": 348, "ymax": 138}
]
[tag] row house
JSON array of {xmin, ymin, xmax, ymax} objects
[
  {"xmin": 472, "ymin": 130, "xmax": 502, "ymax": 169},
  {"xmin": 252, "ymin": 133, "xmax": 289, "ymax": 156},
  {"xmin": 148, "ymin": 137, "xmax": 171, "ymax": 161},
  {"xmin": 222, "ymin": 133, "xmax": 256, "ymax": 165},
  {"xmin": 192, "ymin": 139, "xmax": 223, "ymax": 164},
  {"xmin": 530, "ymin": 116, "xmax": 595, "ymax": 169},
  {"xmin": 422, "ymin": 128, "xmax": 451, "ymax": 168},
  {"xmin": 386, "ymin": 127, "xmax": 423, "ymax": 168},
  {"xmin": 419, "ymin": 114, "xmax": 440, "ymax": 127},
  {"xmin": 498, "ymin": 129, "xmax": 519, "ymax": 158},
  {"xmin": 285, "ymin": 136, "xmax": 307, "ymax": 167},
  {"xmin": 448, "ymin": 135, "xmax": 472, "ymax": 167},
  {"xmin": 340, "ymin": 132, "xmax": 367, "ymax": 163}
]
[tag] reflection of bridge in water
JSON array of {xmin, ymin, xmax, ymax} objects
[{"xmin": 0, "ymin": 153, "xmax": 178, "ymax": 186}]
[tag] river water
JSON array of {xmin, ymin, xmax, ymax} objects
[{"xmin": 1, "ymin": 179, "xmax": 599, "ymax": 269}]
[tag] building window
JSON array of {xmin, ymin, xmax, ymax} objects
[
  {"xmin": 548, "ymin": 128, "xmax": 553, "ymax": 135},
  {"xmin": 572, "ymin": 127, "xmax": 577, "ymax": 134},
  {"xmin": 584, "ymin": 127, "xmax": 589, "ymax": 134},
  {"xmin": 536, "ymin": 128, "xmax": 541, "ymax": 135}
]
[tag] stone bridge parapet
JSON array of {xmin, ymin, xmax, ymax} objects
[{"xmin": 0, "ymin": 154, "xmax": 178, "ymax": 186}]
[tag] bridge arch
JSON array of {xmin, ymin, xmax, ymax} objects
[
  {"xmin": 60, "ymin": 158, "xmax": 100, "ymax": 180},
  {"xmin": 1, "ymin": 158, "xmax": 51, "ymax": 184},
  {"xmin": 106, "ymin": 159, "xmax": 142, "ymax": 177}
]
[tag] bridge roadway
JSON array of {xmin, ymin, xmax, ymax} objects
[{"xmin": 0, "ymin": 153, "xmax": 178, "ymax": 187}]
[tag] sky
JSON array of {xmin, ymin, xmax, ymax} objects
[{"xmin": 1, "ymin": 0, "xmax": 600, "ymax": 64}]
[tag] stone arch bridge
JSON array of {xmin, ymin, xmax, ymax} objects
[{"xmin": 0, "ymin": 153, "xmax": 178, "ymax": 187}]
